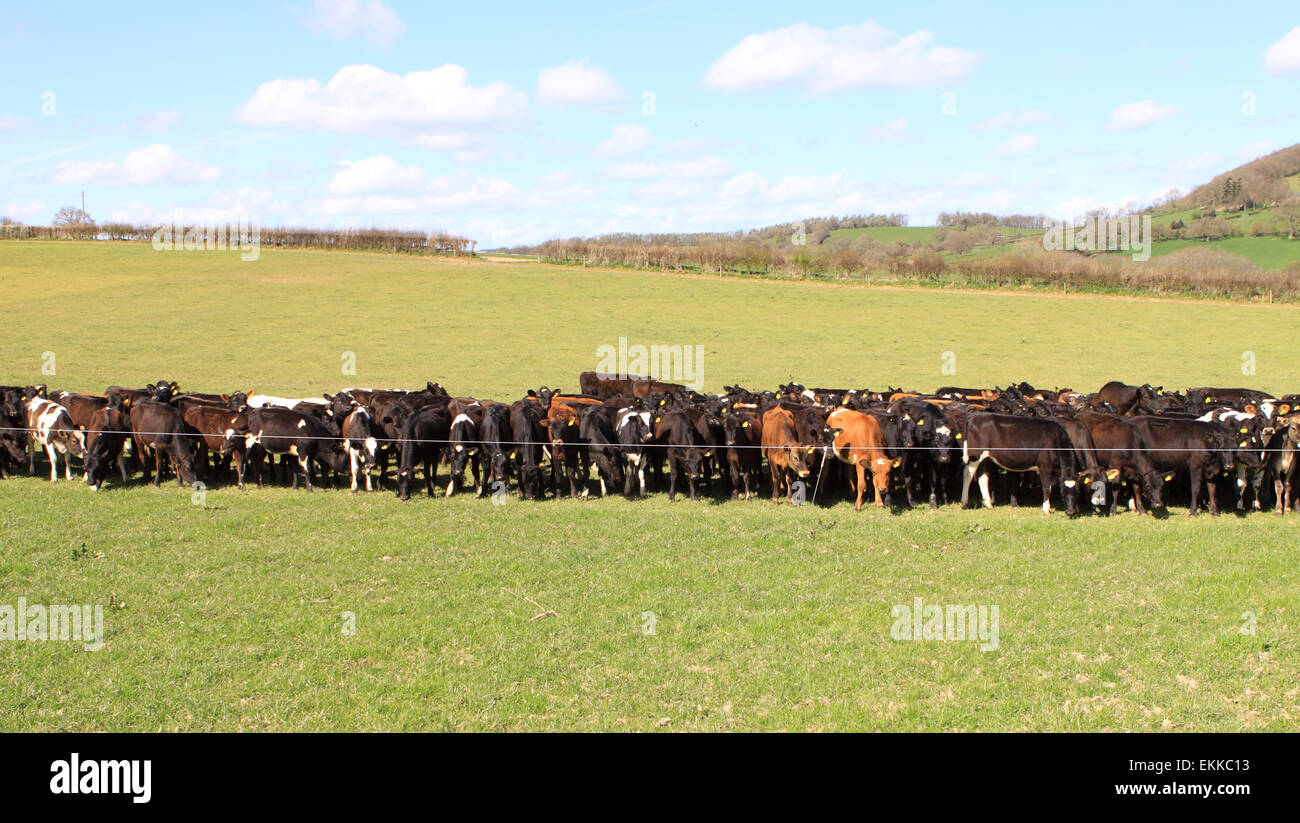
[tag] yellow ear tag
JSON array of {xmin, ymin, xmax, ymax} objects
[
  {"xmin": 1083, "ymin": 476, "xmax": 1091, "ymax": 484},
  {"xmin": 806, "ymin": 447, "xmax": 814, "ymax": 454},
  {"xmin": 741, "ymin": 421, "xmax": 748, "ymax": 427},
  {"xmin": 1205, "ymin": 397, "xmax": 1212, "ymax": 403},
  {"xmin": 918, "ymin": 419, "xmax": 924, "ymax": 425},
  {"xmin": 509, "ymin": 452, "xmax": 516, "ymax": 459},
  {"xmin": 568, "ymin": 419, "xmax": 575, "ymax": 426},
  {"xmin": 1239, "ymin": 440, "xmax": 1248, "ymax": 447},
  {"xmin": 654, "ymin": 416, "xmax": 660, "ymax": 423},
  {"xmin": 1240, "ymin": 427, "xmax": 1248, "ymax": 433},
  {"xmin": 955, "ymin": 433, "xmax": 962, "ymax": 439},
  {"xmin": 1165, "ymin": 474, "xmax": 1173, "ymax": 481}
]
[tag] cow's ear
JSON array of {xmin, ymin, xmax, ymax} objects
[
  {"xmin": 146, "ymin": 384, "xmax": 155, "ymax": 392},
  {"xmin": 324, "ymin": 393, "xmax": 333, "ymax": 401}
]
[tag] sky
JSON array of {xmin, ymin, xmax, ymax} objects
[{"xmin": 1, "ymin": 1, "xmax": 1297, "ymax": 247}]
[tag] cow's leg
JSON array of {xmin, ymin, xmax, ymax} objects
[
  {"xmin": 1276, "ymin": 476, "xmax": 1286, "ymax": 515},
  {"xmin": 668, "ymin": 456, "xmax": 679, "ymax": 502},
  {"xmin": 872, "ymin": 459, "xmax": 891, "ymax": 508},
  {"xmin": 1132, "ymin": 483, "xmax": 1146, "ymax": 515},
  {"xmin": 47, "ymin": 445, "xmax": 58, "ymax": 482},
  {"xmin": 349, "ymin": 448, "xmax": 360, "ymax": 493},
  {"xmin": 153, "ymin": 450, "xmax": 164, "ymax": 487},
  {"xmin": 769, "ymin": 459, "xmax": 781, "ymax": 503},
  {"xmin": 960, "ymin": 460, "xmax": 977, "ymax": 507},
  {"xmin": 1189, "ymin": 471, "xmax": 1201, "ymax": 516},
  {"xmin": 977, "ymin": 470, "xmax": 993, "ymax": 509},
  {"xmin": 1207, "ymin": 477, "xmax": 1219, "ymax": 516}
]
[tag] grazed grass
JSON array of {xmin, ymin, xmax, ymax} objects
[
  {"xmin": 3, "ymin": 241, "xmax": 1299, "ymax": 396},
  {"xmin": 1, "ymin": 240, "xmax": 1299, "ymax": 731}
]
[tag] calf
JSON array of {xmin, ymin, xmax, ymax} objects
[
  {"xmin": 655, "ymin": 406, "xmax": 705, "ymax": 501},
  {"xmin": 477, "ymin": 403, "xmax": 513, "ymax": 498},
  {"xmin": 761, "ymin": 406, "xmax": 811, "ymax": 504},
  {"xmin": 26, "ymin": 397, "xmax": 87, "ymax": 481},
  {"xmin": 129, "ymin": 399, "xmax": 198, "ymax": 487},
  {"xmin": 446, "ymin": 402, "xmax": 486, "ymax": 497},
  {"xmin": 892, "ymin": 398, "xmax": 957, "ymax": 507},
  {"xmin": 721, "ymin": 407, "xmax": 762, "ymax": 500},
  {"xmin": 509, "ymin": 399, "xmax": 547, "ymax": 500},
  {"xmin": 615, "ymin": 405, "xmax": 654, "ymax": 498},
  {"xmin": 1076, "ymin": 412, "xmax": 1166, "ymax": 514},
  {"xmin": 395, "ymin": 405, "xmax": 451, "ymax": 500},
  {"xmin": 84, "ymin": 395, "xmax": 132, "ymax": 490},
  {"xmin": 181, "ymin": 403, "xmax": 249, "ymax": 488},
  {"xmin": 244, "ymin": 407, "xmax": 346, "ymax": 491},
  {"xmin": 961, "ymin": 413, "xmax": 1080, "ymax": 515},
  {"xmin": 1130, "ymin": 417, "xmax": 1236, "ymax": 516},
  {"xmin": 1266, "ymin": 416, "xmax": 1300, "ymax": 515},
  {"xmin": 578, "ymin": 405, "xmax": 624, "ymax": 497},
  {"xmin": 827, "ymin": 407, "xmax": 899, "ymax": 510}
]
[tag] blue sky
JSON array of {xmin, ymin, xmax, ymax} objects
[{"xmin": 2, "ymin": 1, "xmax": 1297, "ymax": 246}]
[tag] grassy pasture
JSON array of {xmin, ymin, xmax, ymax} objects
[
  {"xmin": 2, "ymin": 240, "xmax": 1299, "ymax": 732},
  {"xmin": 1145, "ymin": 236, "xmax": 1300, "ymax": 270}
]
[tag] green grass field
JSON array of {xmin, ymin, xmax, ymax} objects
[
  {"xmin": 1146, "ymin": 236, "xmax": 1300, "ymax": 270},
  {"xmin": 2, "ymin": 240, "xmax": 1299, "ymax": 731}
]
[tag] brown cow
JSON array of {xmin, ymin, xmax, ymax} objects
[
  {"xmin": 761, "ymin": 406, "xmax": 811, "ymax": 504},
  {"xmin": 827, "ymin": 407, "xmax": 899, "ymax": 510}
]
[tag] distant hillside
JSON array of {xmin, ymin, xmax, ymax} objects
[{"xmin": 1174, "ymin": 144, "xmax": 1300, "ymax": 212}]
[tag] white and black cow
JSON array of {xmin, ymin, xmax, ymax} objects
[{"xmin": 26, "ymin": 396, "xmax": 87, "ymax": 481}]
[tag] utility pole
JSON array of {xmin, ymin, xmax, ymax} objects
[{"xmin": 81, "ymin": 190, "xmax": 86, "ymax": 217}]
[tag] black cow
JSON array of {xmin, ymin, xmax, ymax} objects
[
  {"xmin": 509, "ymin": 399, "xmax": 547, "ymax": 500},
  {"xmin": 395, "ymin": 405, "xmax": 451, "ymax": 500},
  {"xmin": 961, "ymin": 413, "xmax": 1080, "ymax": 515},
  {"xmin": 129, "ymin": 399, "xmax": 198, "ymax": 487},
  {"xmin": 1130, "ymin": 417, "xmax": 1237, "ymax": 516},
  {"xmin": 244, "ymin": 407, "xmax": 347, "ymax": 491},
  {"xmin": 1076, "ymin": 412, "xmax": 1166, "ymax": 515}
]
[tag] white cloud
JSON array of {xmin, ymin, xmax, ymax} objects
[
  {"xmin": 594, "ymin": 124, "xmax": 651, "ymax": 158},
  {"xmin": 304, "ymin": 0, "xmax": 405, "ymax": 47},
  {"xmin": 607, "ymin": 156, "xmax": 733, "ymax": 180},
  {"xmin": 0, "ymin": 115, "xmax": 26, "ymax": 131},
  {"xmin": 994, "ymin": 133, "xmax": 1039, "ymax": 155},
  {"xmin": 328, "ymin": 155, "xmax": 426, "ymax": 195},
  {"xmin": 234, "ymin": 64, "xmax": 527, "ymax": 149},
  {"xmin": 1105, "ymin": 99, "xmax": 1181, "ymax": 132},
  {"xmin": 717, "ymin": 172, "xmax": 850, "ymax": 204},
  {"xmin": 48, "ymin": 144, "xmax": 220, "ymax": 185},
  {"xmin": 138, "ymin": 109, "xmax": 183, "ymax": 133},
  {"xmin": 2, "ymin": 199, "xmax": 47, "ymax": 222},
  {"xmin": 971, "ymin": 109, "xmax": 1061, "ymax": 131},
  {"xmin": 319, "ymin": 172, "xmax": 519, "ymax": 217},
  {"xmin": 702, "ymin": 21, "xmax": 980, "ymax": 94},
  {"xmin": 862, "ymin": 117, "xmax": 914, "ymax": 145},
  {"xmin": 1264, "ymin": 26, "xmax": 1300, "ymax": 74},
  {"xmin": 537, "ymin": 59, "xmax": 623, "ymax": 107}
]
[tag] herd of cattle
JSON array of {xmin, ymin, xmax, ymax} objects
[{"xmin": 2, "ymin": 374, "xmax": 1299, "ymax": 516}]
